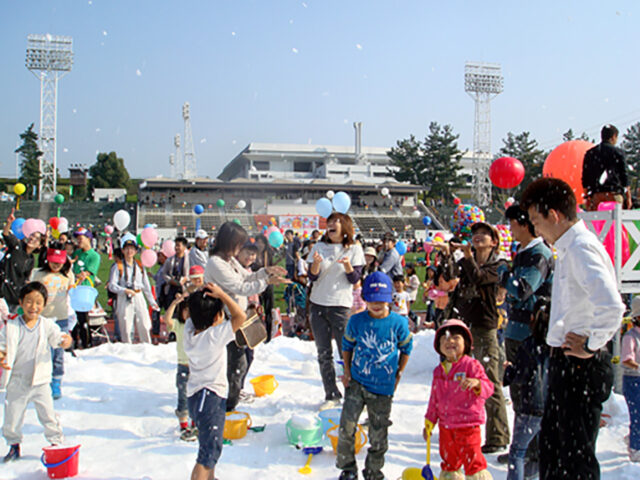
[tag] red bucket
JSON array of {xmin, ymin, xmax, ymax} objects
[{"xmin": 41, "ymin": 445, "xmax": 80, "ymax": 479}]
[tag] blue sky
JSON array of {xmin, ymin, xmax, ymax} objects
[{"xmin": 1, "ymin": 0, "xmax": 639, "ymax": 180}]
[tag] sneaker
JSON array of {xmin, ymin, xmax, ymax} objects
[
  {"xmin": 238, "ymin": 390, "xmax": 255, "ymax": 403},
  {"xmin": 3, "ymin": 444, "xmax": 20, "ymax": 463},
  {"xmin": 497, "ymin": 453, "xmax": 509, "ymax": 465},
  {"xmin": 180, "ymin": 427, "xmax": 198, "ymax": 442},
  {"xmin": 362, "ymin": 468, "xmax": 384, "ymax": 480},
  {"xmin": 630, "ymin": 448, "xmax": 640, "ymax": 463},
  {"xmin": 481, "ymin": 444, "xmax": 507, "ymax": 454},
  {"xmin": 50, "ymin": 378, "xmax": 61, "ymax": 400},
  {"xmin": 338, "ymin": 471, "xmax": 358, "ymax": 480},
  {"xmin": 320, "ymin": 399, "xmax": 341, "ymax": 411}
]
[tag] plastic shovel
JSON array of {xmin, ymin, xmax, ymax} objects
[
  {"xmin": 298, "ymin": 446, "xmax": 323, "ymax": 475},
  {"xmin": 401, "ymin": 432, "xmax": 437, "ymax": 480}
]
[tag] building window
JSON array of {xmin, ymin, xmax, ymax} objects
[
  {"xmin": 294, "ymin": 161, "xmax": 312, "ymax": 172},
  {"xmin": 373, "ymin": 172, "xmax": 388, "ymax": 177},
  {"xmin": 253, "ymin": 161, "xmax": 270, "ymax": 171}
]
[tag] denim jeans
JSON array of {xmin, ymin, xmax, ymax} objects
[
  {"xmin": 176, "ymin": 363, "xmax": 190, "ymax": 416},
  {"xmin": 51, "ymin": 319, "xmax": 69, "ymax": 379},
  {"xmin": 623, "ymin": 375, "xmax": 640, "ymax": 451},
  {"xmin": 507, "ymin": 414, "xmax": 542, "ymax": 480}
]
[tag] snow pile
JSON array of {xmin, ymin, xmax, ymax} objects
[{"xmin": 1, "ymin": 331, "xmax": 639, "ymax": 479}]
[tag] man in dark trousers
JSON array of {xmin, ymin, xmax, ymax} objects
[
  {"xmin": 582, "ymin": 124, "xmax": 631, "ymax": 211},
  {"xmin": 522, "ymin": 177, "xmax": 625, "ymax": 480}
]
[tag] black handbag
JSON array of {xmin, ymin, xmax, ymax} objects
[{"xmin": 235, "ymin": 306, "xmax": 267, "ymax": 349}]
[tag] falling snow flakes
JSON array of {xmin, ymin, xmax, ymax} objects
[
  {"xmin": 136, "ymin": 69, "xmax": 142, "ymax": 77},
  {"xmin": 291, "ymin": 48, "xmax": 299, "ymax": 54},
  {"xmin": 102, "ymin": 30, "xmax": 108, "ymax": 36},
  {"xmin": 599, "ymin": 170, "xmax": 608, "ymax": 185},
  {"xmin": 356, "ymin": 44, "xmax": 363, "ymax": 50}
]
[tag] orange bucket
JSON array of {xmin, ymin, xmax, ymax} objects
[
  {"xmin": 41, "ymin": 445, "xmax": 80, "ymax": 478},
  {"xmin": 223, "ymin": 411, "xmax": 252, "ymax": 440},
  {"xmin": 326, "ymin": 424, "xmax": 367, "ymax": 454},
  {"xmin": 249, "ymin": 374, "xmax": 278, "ymax": 396}
]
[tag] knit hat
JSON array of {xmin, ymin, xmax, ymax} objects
[
  {"xmin": 434, "ymin": 319, "xmax": 473, "ymax": 356},
  {"xmin": 362, "ymin": 271, "xmax": 393, "ymax": 303},
  {"xmin": 47, "ymin": 248, "xmax": 67, "ymax": 264}
]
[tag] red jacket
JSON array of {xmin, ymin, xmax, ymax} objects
[{"xmin": 425, "ymin": 355, "xmax": 494, "ymax": 429}]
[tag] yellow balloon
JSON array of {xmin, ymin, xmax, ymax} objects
[
  {"xmin": 14, "ymin": 183, "xmax": 26, "ymax": 196},
  {"xmin": 51, "ymin": 229, "xmax": 60, "ymax": 239}
]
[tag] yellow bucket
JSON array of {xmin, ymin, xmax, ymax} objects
[
  {"xmin": 326, "ymin": 424, "xmax": 368, "ymax": 455},
  {"xmin": 223, "ymin": 411, "xmax": 252, "ymax": 440},
  {"xmin": 250, "ymin": 375, "xmax": 279, "ymax": 397}
]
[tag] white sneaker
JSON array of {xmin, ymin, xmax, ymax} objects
[
  {"xmin": 319, "ymin": 399, "xmax": 341, "ymax": 411},
  {"xmin": 630, "ymin": 448, "xmax": 640, "ymax": 463},
  {"xmin": 238, "ymin": 390, "xmax": 255, "ymax": 403}
]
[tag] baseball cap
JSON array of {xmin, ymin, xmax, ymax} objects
[
  {"xmin": 47, "ymin": 248, "xmax": 67, "ymax": 264},
  {"xmin": 195, "ymin": 229, "xmax": 208, "ymax": 239},
  {"xmin": 73, "ymin": 228, "xmax": 93, "ymax": 240},
  {"xmin": 362, "ymin": 271, "xmax": 393, "ymax": 303},
  {"xmin": 120, "ymin": 233, "xmax": 137, "ymax": 249},
  {"xmin": 189, "ymin": 265, "xmax": 204, "ymax": 278}
]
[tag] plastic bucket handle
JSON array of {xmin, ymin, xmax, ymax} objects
[{"xmin": 41, "ymin": 446, "xmax": 80, "ymax": 468}]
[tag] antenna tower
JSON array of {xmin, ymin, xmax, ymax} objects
[
  {"xmin": 464, "ymin": 61, "xmax": 503, "ymax": 206},
  {"xmin": 182, "ymin": 102, "xmax": 197, "ymax": 178},
  {"xmin": 25, "ymin": 34, "xmax": 73, "ymax": 201}
]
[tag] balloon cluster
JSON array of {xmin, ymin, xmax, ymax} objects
[
  {"xmin": 495, "ymin": 224, "xmax": 514, "ymax": 260},
  {"xmin": 451, "ymin": 204, "xmax": 485, "ymax": 241},
  {"xmin": 316, "ymin": 191, "xmax": 351, "ymax": 218},
  {"xmin": 260, "ymin": 217, "xmax": 284, "ymax": 248}
]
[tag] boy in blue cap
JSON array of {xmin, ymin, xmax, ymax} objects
[{"xmin": 336, "ymin": 271, "xmax": 413, "ymax": 480}]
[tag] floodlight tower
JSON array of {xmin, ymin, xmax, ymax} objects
[
  {"xmin": 25, "ymin": 34, "xmax": 73, "ymax": 201},
  {"xmin": 464, "ymin": 62, "xmax": 503, "ymax": 206},
  {"xmin": 174, "ymin": 134, "xmax": 182, "ymax": 179},
  {"xmin": 182, "ymin": 102, "xmax": 197, "ymax": 179},
  {"xmin": 169, "ymin": 153, "xmax": 175, "ymax": 178}
]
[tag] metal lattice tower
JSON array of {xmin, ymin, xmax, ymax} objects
[
  {"xmin": 169, "ymin": 153, "xmax": 175, "ymax": 178},
  {"xmin": 25, "ymin": 34, "xmax": 73, "ymax": 201},
  {"xmin": 174, "ymin": 134, "xmax": 182, "ymax": 179},
  {"xmin": 182, "ymin": 102, "xmax": 197, "ymax": 179},
  {"xmin": 464, "ymin": 62, "xmax": 503, "ymax": 206}
]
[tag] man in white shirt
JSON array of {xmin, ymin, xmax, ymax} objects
[
  {"xmin": 189, "ymin": 230, "xmax": 210, "ymax": 269},
  {"xmin": 521, "ymin": 177, "xmax": 625, "ymax": 480}
]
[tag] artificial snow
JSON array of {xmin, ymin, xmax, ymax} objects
[{"xmin": 1, "ymin": 331, "xmax": 640, "ymax": 479}]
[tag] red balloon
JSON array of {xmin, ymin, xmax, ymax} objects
[
  {"xmin": 49, "ymin": 217, "xmax": 60, "ymax": 230},
  {"xmin": 453, "ymin": 197, "xmax": 461, "ymax": 205},
  {"xmin": 489, "ymin": 157, "xmax": 525, "ymax": 189},
  {"xmin": 543, "ymin": 140, "xmax": 594, "ymax": 203}
]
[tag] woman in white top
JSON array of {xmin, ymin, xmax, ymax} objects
[
  {"xmin": 204, "ymin": 222, "xmax": 288, "ymax": 411},
  {"xmin": 307, "ymin": 212, "xmax": 365, "ymax": 408}
]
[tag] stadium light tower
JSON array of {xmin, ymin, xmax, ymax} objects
[
  {"xmin": 25, "ymin": 34, "xmax": 73, "ymax": 201},
  {"xmin": 182, "ymin": 102, "xmax": 197, "ymax": 179},
  {"xmin": 464, "ymin": 61, "xmax": 503, "ymax": 206},
  {"xmin": 174, "ymin": 134, "xmax": 182, "ymax": 179}
]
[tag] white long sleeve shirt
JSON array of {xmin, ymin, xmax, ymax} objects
[
  {"xmin": 204, "ymin": 255, "xmax": 269, "ymax": 311},
  {"xmin": 108, "ymin": 260, "xmax": 158, "ymax": 309},
  {"xmin": 548, "ymin": 221, "xmax": 625, "ymax": 351}
]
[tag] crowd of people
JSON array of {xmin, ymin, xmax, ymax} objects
[{"xmin": 0, "ymin": 124, "xmax": 639, "ymax": 480}]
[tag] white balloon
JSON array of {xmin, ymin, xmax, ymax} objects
[
  {"xmin": 381, "ymin": 187, "xmax": 389, "ymax": 197},
  {"xmin": 412, "ymin": 210, "xmax": 421, "ymax": 217},
  {"xmin": 113, "ymin": 209, "xmax": 130, "ymax": 231},
  {"xmin": 326, "ymin": 190, "xmax": 335, "ymax": 200},
  {"xmin": 507, "ymin": 197, "xmax": 516, "ymax": 204},
  {"xmin": 237, "ymin": 200, "xmax": 246, "ymax": 209}
]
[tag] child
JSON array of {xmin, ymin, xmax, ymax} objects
[
  {"xmin": 0, "ymin": 282, "xmax": 73, "ymax": 462},
  {"xmin": 503, "ymin": 297, "xmax": 550, "ymax": 479},
  {"xmin": 30, "ymin": 242, "xmax": 75, "ymax": 399},
  {"xmin": 404, "ymin": 263, "xmax": 421, "ymax": 307},
  {"xmin": 164, "ymin": 293, "xmax": 195, "ymax": 441},
  {"xmin": 392, "ymin": 274, "xmax": 413, "ymax": 331},
  {"xmin": 337, "ymin": 271, "xmax": 413, "ymax": 480},
  {"xmin": 424, "ymin": 319, "xmax": 494, "ymax": 480},
  {"xmin": 622, "ymin": 295, "xmax": 640, "ymax": 462},
  {"xmin": 183, "ymin": 283, "xmax": 246, "ymax": 480}
]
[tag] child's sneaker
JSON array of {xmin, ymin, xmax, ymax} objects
[
  {"xmin": 51, "ymin": 378, "xmax": 62, "ymax": 400},
  {"xmin": 180, "ymin": 427, "xmax": 198, "ymax": 442},
  {"xmin": 3, "ymin": 444, "xmax": 20, "ymax": 463},
  {"xmin": 338, "ymin": 471, "xmax": 358, "ymax": 480}
]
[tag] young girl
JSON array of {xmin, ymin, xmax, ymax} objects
[
  {"xmin": 424, "ymin": 319, "xmax": 494, "ymax": 480},
  {"xmin": 30, "ymin": 241, "xmax": 75, "ymax": 400},
  {"xmin": 622, "ymin": 296, "xmax": 640, "ymax": 462}
]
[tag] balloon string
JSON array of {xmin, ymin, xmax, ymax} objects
[
  {"xmin": 16, "ymin": 197, "xmax": 20, "ymax": 211},
  {"xmin": 57, "ymin": 207, "xmax": 61, "ymax": 218}
]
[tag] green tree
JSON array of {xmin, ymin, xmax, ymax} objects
[
  {"xmin": 621, "ymin": 122, "xmax": 640, "ymax": 192},
  {"xmin": 388, "ymin": 122, "xmax": 465, "ymax": 202},
  {"xmin": 15, "ymin": 124, "xmax": 42, "ymax": 199},
  {"xmin": 562, "ymin": 129, "xmax": 593, "ymax": 142},
  {"xmin": 88, "ymin": 151, "xmax": 130, "ymax": 191},
  {"xmin": 497, "ymin": 131, "xmax": 546, "ymax": 205}
]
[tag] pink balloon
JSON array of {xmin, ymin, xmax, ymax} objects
[
  {"xmin": 140, "ymin": 249, "xmax": 158, "ymax": 268},
  {"xmin": 141, "ymin": 227, "xmax": 158, "ymax": 248},
  {"xmin": 265, "ymin": 226, "xmax": 279, "ymax": 238},
  {"xmin": 104, "ymin": 225, "xmax": 114, "ymax": 235},
  {"xmin": 162, "ymin": 239, "xmax": 176, "ymax": 258},
  {"xmin": 423, "ymin": 243, "xmax": 434, "ymax": 254},
  {"xmin": 22, "ymin": 218, "xmax": 46, "ymax": 238}
]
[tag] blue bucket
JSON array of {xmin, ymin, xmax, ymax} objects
[
  {"xmin": 318, "ymin": 408, "xmax": 342, "ymax": 436},
  {"xmin": 69, "ymin": 286, "xmax": 98, "ymax": 312}
]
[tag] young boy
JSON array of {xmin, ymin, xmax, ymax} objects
[
  {"xmin": 337, "ymin": 271, "xmax": 413, "ymax": 480},
  {"xmin": 0, "ymin": 282, "xmax": 73, "ymax": 462},
  {"xmin": 183, "ymin": 282, "xmax": 246, "ymax": 480}
]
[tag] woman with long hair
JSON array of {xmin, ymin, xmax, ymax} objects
[
  {"xmin": 204, "ymin": 222, "xmax": 288, "ymax": 411},
  {"xmin": 252, "ymin": 234, "xmax": 276, "ymax": 342},
  {"xmin": 307, "ymin": 212, "xmax": 365, "ymax": 409}
]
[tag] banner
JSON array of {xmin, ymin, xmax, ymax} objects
[{"xmin": 278, "ymin": 215, "xmax": 319, "ymax": 231}]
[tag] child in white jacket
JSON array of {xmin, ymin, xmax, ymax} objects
[{"xmin": 0, "ymin": 281, "xmax": 72, "ymax": 462}]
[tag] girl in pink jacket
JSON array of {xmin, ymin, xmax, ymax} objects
[{"xmin": 423, "ymin": 319, "xmax": 494, "ymax": 480}]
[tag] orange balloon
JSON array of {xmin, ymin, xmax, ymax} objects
[{"xmin": 542, "ymin": 140, "xmax": 594, "ymax": 203}]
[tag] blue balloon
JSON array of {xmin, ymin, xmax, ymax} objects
[
  {"xmin": 332, "ymin": 191, "xmax": 351, "ymax": 214},
  {"xmin": 316, "ymin": 198, "xmax": 333, "ymax": 218},
  {"xmin": 269, "ymin": 230, "xmax": 284, "ymax": 248},
  {"xmin": 395, "ymin": 240, "xmax": 407, "ymax": 256},
  {"xmin": 143, "ymin": 223, "xmax": 153, "ymax": 228},
  {"xmin": 11, "ymin": 218, "xmax": 25, "ymax": 240},
  {"xmin": 422, "ymin": 216, "xmax": 432, "ymax": 226},
  {"xmin": 194, "ymin": 204, "xmax": 204, "ymax": 215}
]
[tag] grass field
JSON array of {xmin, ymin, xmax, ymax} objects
[{"xmin": 94, "ymin": 251, "xmax": 432, "ymax": 316}]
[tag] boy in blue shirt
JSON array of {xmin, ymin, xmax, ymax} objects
[{"xmin": 337, "ymin": 271, "xmax": 413, "ymax": 480}]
